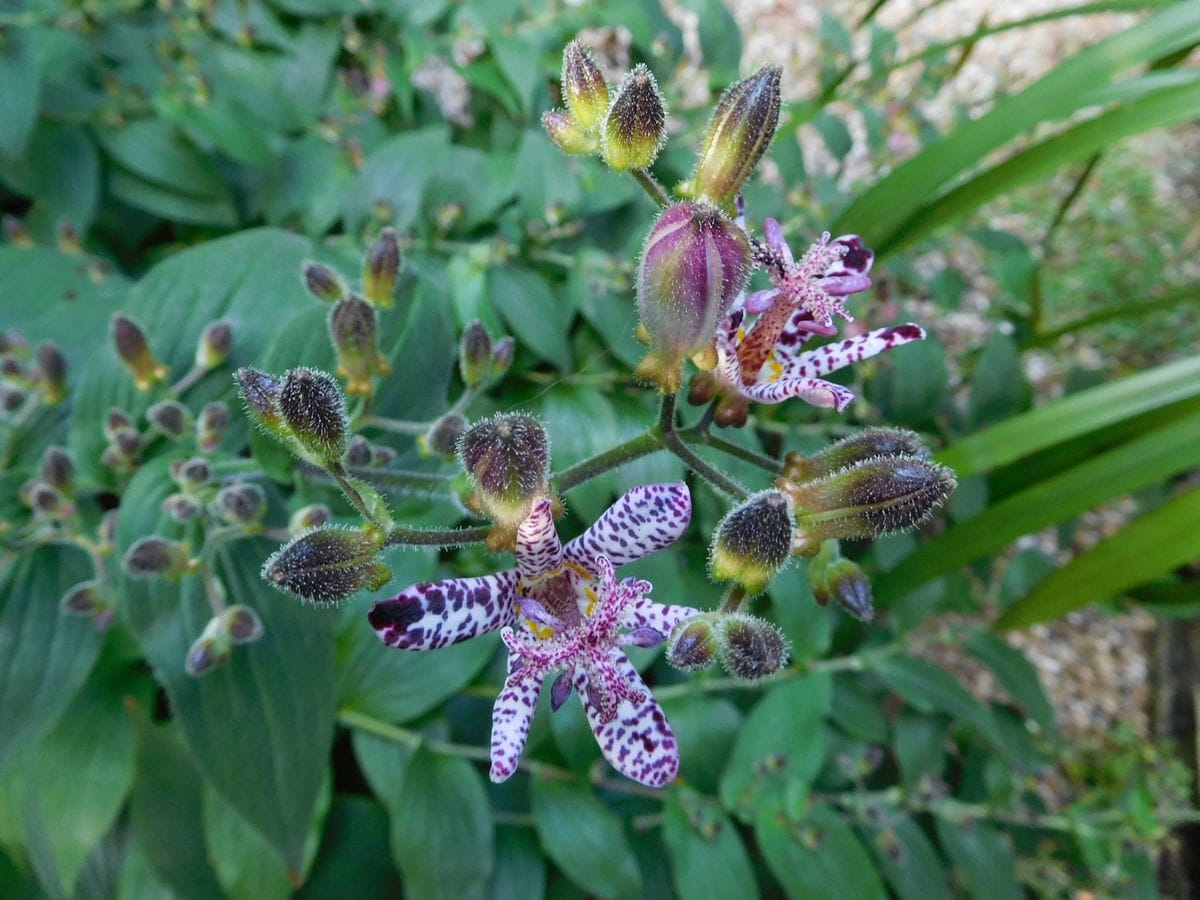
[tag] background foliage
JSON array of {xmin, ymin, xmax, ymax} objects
[{"xmin": 1, "ymin": 0, "xmax": 1198, "ymax": 897}]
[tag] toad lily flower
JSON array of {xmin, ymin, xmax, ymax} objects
[
  {"xmin": 691, "ymin": 218, "xmax": 925, "ymax": 425},
  {"xmin": 368, "ymin": 484, "xmax": 698, "ymax": 787}
]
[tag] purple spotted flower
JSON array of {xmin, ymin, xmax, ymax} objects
[{"xmin": 368, "ymin": 483, "xmax": 698, "ymax": 787}]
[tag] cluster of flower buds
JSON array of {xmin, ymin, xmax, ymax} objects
[
  {"xmin": 195, "ymin": 320, "xmax": 233, "ymax": 371},
  {"xmin": 543, "ymin": 42, "xmax": 668, "ymax": 172},
  {"xmin": 100, "ymin": 408, "xmax": 144, "ymax": 472},
  {"xmin": 262, "ymin": 526, "xmax": 391, "ymax": 605},
  {"xmin": 123, "ymin": 535, "xmax": 195, "ymax": 580},
  {"xmin": 185, "ymin": 605, "xmax": 265, "ymax": 677},
  {"xmin": 110, "ymin": 314, "xmax": 167, "ymax": 391},
  {"xmin": 60, "ymin": 579, "xmax": 115, "ymax": 631},
  {"xmin": 236, "ymin": 366, "xmax": 348, "ymax": 469},
  {"xmin": 342, "ymin": 434, "xmax": 397, "ymax": 469},
  {"xmin": 1, "ymin": 331, "xmax": 68, "ymax": 411},
  {"xmin": 667, "ymin": 611, "xmax": 789, "ymax": 681},
  {"xmin": 19, "ymin": 446, "xmax": 78, "ymax": 523},
  {"xmin": 163, "ymin": 457, "xmax": 212, "ymax": 522},
  {"xmin": 458, "ymin": 320, "xmax": 516, "ymax": 389},
  {"xmin": 458, "ymin": 413, "xmax": 553, "ymax": 550},
  {"xmin": 778, "ymin": 429, "xmax": 955, "ymax": 558},
  {"xmin": 196, "ymin": 401, "xmax": 230, "ymax": 452},
  {"xmin": 808, "ymin": 540, "xmax": 875, "ymax": 623}
]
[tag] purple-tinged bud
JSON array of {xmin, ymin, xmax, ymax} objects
[
  {"xmin": 123, "ymin": 536, "xmax": 191, "ymax": 579},
  {"xmin": 39, "ymin": 447, "xmax": 75, "ymax": 495},
  {"xmin": 344, "ymin": 435, "xmax": 373, "ymax": 468},
  {"xmin": 782, "ymin": 428, "xmax": 929, "ymax": 484},
  {"xmin": 99, "ymin": 511, "xmax": 118, "ymax": 550},
  {"xmin": 550, "ymin": 668, "xmax": 575, "ymax": 711},
  {"xmin": 459, "ymin": 320, "xmax": 493, "ymax": 387},
  {"xmin": 683, "ymin": 66, "xmax": 781, "ymax": 207},
  {"xmin": 172, "ymin": 456, "xmax": 211, "ymax": 490},
  {"xmin": 490, "ymin": 336, "xmax": 516, "ymax": 380},
  {"xmin": 185, "ymin": 631, "xmax": 230, "ymax": 677},
  {"xmin": 214, "ymin": 483, "xmax": 266, "ymax": 529},
  {"xmin": 458, "ymin": 414, "xmax": 551, "ymax": 526},
  {"xmin": 302, "ymin": 260, "xmax": 347, "ymax": 303},
  {"xmin": 363, "ymin": 228, "xmax": 401, "ymax": 308},
  {"xmin": 111, "ymin": 314, "xmax": 167, "ymax": 390},
  {"xmin": 602, "ymin": 64, "xmax": 666, "ymax": 171},
  {"xmin": 25, "ymin": 481, "xmax": 70, "ymax": 518},
  {"xmin": 420, "ymin": 413, "xmax": 466, "ymax": 460},
  {"xmin": 369, "ymin": 444, "xmax": 396, "ymax": 468},
  {"xmin": 811, "ymin": 556, "xmax": 875, "ymax": 623},
  {"xmin": 197, "ymin": 402, "xmax": 230, "ymax": 452},
  {"xmin": 262, "ymin": 526, "xmax": 391, "ymax": 605},
  {"xmin": 196, "ymin": 321, "xmax": 233, "ymax": 370},
  {"xmin": 104, "ymin": 408, "xmax": 133, "ymax": 442},
  {"xmin": 782, "ymin": 457, "xmax": 957, "ymax": 556},
  {"xmin": 35, "ymin": 342, "xmax": 68, "ymax": 404},
  {"xmin": 147, "ymin": 400, "xmax": 192, "ymax": 440},
  {"xmin": 0, "ymin": 330, "xmax": 29, "ymax": 355},
  {"xmin": 329, "ymin": 295, "xmax": 390, "ymax": 397},
  {"xmin": 3, "ymin": 214, "xmax": 33, "ymax": 248},
  {"xmin": 112, "ymin": 426, "xmax": 144, "ymax": 460},
  {"xmin": 1, "ymin": 357, "xmax": 26, "ymax": 381},
  {"xmin": 667, "ymin": 616, "xmax": 720, "ymax": 672},
  {"xmin": 56, "ymin": 222, "xmax": 82, "ymax": 255},
  {"xmin": 235, "ymin": 367, "xmax": 289, "ymax": 441},
  {"xmin": 289, "ymin": 503, "xmax": 331, "ymax": 535},
  {"xmin": 61, "ymin": 580, "xmax": 102, "ymax": 616},
  {"xmin": 220, "ymin": 605, "xmax": 264, "ymax": 644},
  {"xmin": 709, "ymin": 489, "xmax": 795, "ymax": 596},
  {"xmin": 163, "ymin": 493, "xmax": 205, "ymax": 522},
  {"xmin": 635, "ymin": 202, "xmax": 752, "ymax": 392},
  {"xmin": 278, "ymin": 368, "xmax": 348, "ymax": 466},
  {"xmin": 562, "ymin": 41, "xmax": 609, "ymax": 130},
  {"xmin": 1, "ymin": 385, "xmax": 26, "ymax": 412},
  {"xmin": 542, "ymin": 109, "xmax": 596, "ymax": 155},
  {"xmin": 715, "ymin": 613, "xmax": 789, "ymax": 681}
]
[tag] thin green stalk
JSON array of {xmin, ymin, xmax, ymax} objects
[
  {"xmin": 327, "ymin": 463, "xmax": 381, "ymax": 526},
  {"xmin": 365, "ymin": 415, "xmax": 428, "ymax": 435},
  {"xmin": 351, "ymin": 467, "xmax": 455, "ymax": 492},
  {"xmin": 630, "ymin": 168, "xmax": 672, "ymax": 207},
  {"xmin": 678, "ymin": 428, "xmax": 782, "ymax": 473},
  {"xmin": 552, "ymin": 431, "xmax": 664, "ymax": 493},
  {"xmin": 663, "ymin": 433, "xmax": 749, "ymax": 500},
  {"xmin": 385, "ymin": 524, "xmax": 492, "ymax": 548}
]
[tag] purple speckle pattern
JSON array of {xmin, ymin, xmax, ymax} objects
[
  {"xmin": 489, "ymin": 654, "xmax": 541, "ymax": 783},
  {"xmin": 515, "ymin": 498, "xmax": 564, "ymax": 581},
  {"xmin": 368, "ymin": 569, "xmax": 518, "ymax": 649},
  {"xmin": 565, "ymin": 483, "xmax": 692, "ymax": 569},
  {"xmin": 621, "ymin": 594, "xmax": 700, "ymax": 636},
  {"xmin": 743, "ymin": 375, "xmax": 856, "ymax": 410}
]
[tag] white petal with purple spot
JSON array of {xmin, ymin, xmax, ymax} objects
[
  {"xmin": 489, "ymin": 652, "xmax": 543, "ymax": 783},
  {"xmin": 368, "ymin": 569, "xmax": 518, "ymax": 649},
  {"xmin": 515, "ymin": 498, "xmax": 564, "ymax": 581},
  {"xmin": 566, "ymin": 483, "xmax": 692, "ymax": 569},
  {"xmin": 621, "ymin": 595, "xmax": 700, "ymax": 638}
]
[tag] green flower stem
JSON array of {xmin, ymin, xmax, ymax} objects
[
  {"xmin": 384, "ymin": 524, "xmax": 492, "ymax": 547},
  {"xmin": 327, "ymin": 462, "xmax": 382, "ymax": 526},
  {"xmin": 663, "ymin": 432, "xmax": 749, "ymax": 500},
  {"xmin": 364, "ymin": 415, "xmax": 428, "ymax": 435},
  {"xmin": 678, "ymin": 427, "xmax": 782, "ymax": 473},
  {"xmin": 349, "ymin": 467, "xmax": 454, "ymax": 492},
  {"xmin": 720, "ymin": 585, "xmax": 747, "ymax": 614},
  {"xmin": 552, "ymin": 430, "xmax": 664, "ymax": 494},
  {"xmin": 630, "ymin": 168, "xmax": 672, "ymax": 207},
  {"xmin": 168, "ymin": 364, "xmax": 207, "ymax": 397}
]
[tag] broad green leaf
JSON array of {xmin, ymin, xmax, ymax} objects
[
  {"xmin": 530, "ymin": 779, "xmax": 641, "ymax": 900},
  {"xmin": 0, "ymin": 33, "xmax": 41, "ymax": 160},
  {"xmin": 116, "ymin": 839, "xmax": 174, "ymax": 900},
  {"xmin": 871, "ymin": 655, "xmax": 1004, "ymax": 753},
  {"xmin": 0, "ymin": 547, "xmax": 101, "ymax": 773},
  {"xmin": 298, "ymin": 796, "xmax": 402, "ymax": 900},
  {"xmin": 997, "ymin": 486, "xmax": 1200, "ymax": 629},
  {"xmin": 894, "ymin": 712, "xmax": 948, "ymax": 788},
  {"xmin": 490, "ymin": 267, "xmax": 573, "ymax": 371},
  {"xmin": 489, "ymin": 35, "xmax": 543, "ymax": 115},
  {"xmin": 108, "ymin": 169, "xmax": 238, "ymax": 227},
  {"xmin": 391, "ymin": 747, "xmax": 493, "ymax": 900},
  {"xmin": 660, "ymin": 697, "xmax": 743, "ymax": 794},
  {"xmin": 3, "ymin": 122, "xmax": 100, "ymax": 233},
  {"xmin": 350, "ymin": 730, "xmax": 414, "ymax": 813},
  {"xmin": 935, "ymin": 818, "xmax": 1021, "ymax": 900},
  {"xmin": 963, "ymin": 631, "xmax": 1056, "ymax": 733},
  {"xmin": 343, "ymin": 127, "xmax": 451, "ymax": 233},
  {"xmin": 858, "ymin": 811, "xmax": 950, "ymax": 900},
  {"xmin": 118, "ymin": 458, "xmax": 336, "ymax": 876},
  {"xmin": 866, "ymin": 336, "xmax": 948, "ymax": 427},
  {"xmin": 678, "ymin": 0, "xmax": 742, "ymax": 84},
  {"xmin": 663, "ymin": 787, "xmax": 758, "ymax": 900},
  {"xmin": 489, "ymin": 826, "xmax": 546, "ymax": 900},
  {"xmin": 968, "ymin": 333, "xmax": 1029, "ymax": 427},
  {"xmin": 755, "ymin": 803, "xmax": 886, "ymax": 900},
  {"xmin": 878, "ymin": 411, "xmax": 1200, "ymax": 599},
  {"xmin": 98, "ymin": 119, "xmax": 232, "ymax": 199},
  {"xmin": 720, "ymin": 674, "xmax": 832, "ymax": 819}
]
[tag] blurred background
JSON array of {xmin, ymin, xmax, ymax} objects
[{"xmin": 1, "ymin": 0, "xmax": 1198, "ymax": 897}]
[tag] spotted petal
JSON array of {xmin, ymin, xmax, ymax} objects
[
  {"xmin": 566, "ymin": 483, "xmax": 692, "ymax": 569},
  {"xmin": 489, "ymin": 652, "xmax": 542, "ymax": 783},
  {"xmin": 742, "ymin": 376, "xmax": 856, "ymax": 411},
  {"xmin": 784, "ymin": 324, "xmax": 926, "ymax": 375},
  {"xmin": 575, "ymin": 653, "xmax": 679, "ymax": 787},
  {"xmin": 620, "ymin": 594, "xmax": 700, "ymax": 638},
  {"xmin": 515, "ymin": 498, "xmax": 563, "ymax": 581},
  {"xmin": 368, "ymin": 570, "xmax": 518, "ymax": 649}
]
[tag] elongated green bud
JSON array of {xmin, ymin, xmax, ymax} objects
[
  {"xmin": 278, "ymin": 368, "xmax": 348, "ymax": 466},
  {"xmin": 490, "ymin": 336, "xmax": 515, "ymax": 380},
  {"xmin": 186, "ymin": 618, "xmax": 230, "ymax": 677},
  {"xmin": 542, "ymin": 109, "xmax": 597, "ymax": 155},
  {"xmin": 421, "ymin": 413, "xmax": 466, "ymax": 460},
  {"xmin": 235, "ymin": 367, "xmax": 289, "ymax": 441},
  {"xmin": 783, "ymin": 457, "xmax": 957, "ymax": 556},
  {"xmin": 289, "ymin": 503, "xmax": 331, "ymax": 535},
  {"xmin": 811, "ymin": 555, "xmax": 874, "ymax": 623},
  {"xmin": 263, "ymin": 526, "xmax": 391, "ymax": 605},
  {"xmin": 220, "ymin": 605, "xmax": 264, "ymax": 644},
  {"xmin": 562, "ymin": 41, "xmax": 609, "ymax": 130},
  {"xmin": 36, "ymin": 342, "xmax": 68, "ymax": 404},
  {"xmin": 667, "ymin": 616, "xmax": 720, "ymax": 672},
  {"xmin": 329, "ymin": 295, "xmax": 390, "ymax": 397},
  {"xmin": 39, "ymin": 447, "xmax": 75, "ymax": 495},
  {"xmin": 683, "ymin": 66, "xmax": 781, "ymax": 207},
  {"xmin": 124, "ymin": 536, "xmax": 191, "ymax": 579},
  {"xmin": 782, "ymin": 428, "xmax": 929, "ymax": 483},
  {"xmin": 302, "ymin": 260, "xmax": 347, "ymax": 302},
  {"xmin": 709, "ymin": 489, "xmax": 794, "ymax": 595},
  {"xmin": 214, "ymin": 483, "xmax": 267, "ymax": 529},
  {"xmin": 459, "ymin": 320, "xmax": 493, "ymax": 387},
  {"xmin": 459, "ymin": 414, "xmax": 551, "ymax": 527},
  {"xmin": 111, "ymin": 314, "xmax": 167, "ymax": 390},
  {"xmin": 363, "ymin": 228, "xmax": 400, "ymax": 308},
  {"xmin": 602, "ymin": 64, "xmax": 666, "ymax": 171},
  {"xmin": 196, "ymin": 321, "xmax": 233, "ymax": 370},
  {"xmin": 147, "ymin": 400, "xmax": 193, "ymax": 440},
  {"xmin": 197, "ymin": 402, "xmax": 230, "ymax": 453}
]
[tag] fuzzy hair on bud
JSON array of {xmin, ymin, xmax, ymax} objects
[
  {"xmin": 709, "ymin": 489, "xmax": 795, "ymax": 595},
  {"xmin": 163, "ymin": 493, "xmax": 205, "ymax": 522},
  {"xmin": 39, "ymin": 446, "xmax": 75, "ymax": 495},
  {"xmin": 302, "ymin": 260, "xmax": 347, "ymax": 302},
  {"xmin": 421, "ymin": 413, "xmax": 466, "ymax": 460},
  {"xmin": 785, "ymin": 457, "xmax": 957, "ymax": 555},
  {"xmin": 220, "ymin": 605, "xmax": 265, "ymax": 644},
  {"xmin": 562, "ymin": 41, "xmax": 609, "ymax": 130},
  {"xmin": 262, "ymin": 526, "xmax": 391, "ymax": 605},
  {"xmin": 459, "ymin": 320, "xmax": 493, "ymax": 387},
  {"xmin": 277, "ymin": 367, "xmax": 349, "ymax": 466},
  {"xmin": 110, "ymin": 314, "xmax": 166, "ymax": 390},
  {"xmin": 147, "ymin": 400, "xmax": 193, "ymax": 440},
  {"xmin": 684, "ymin": 66, "xmax": 782, "ymax": 207},
  {"xmin": 214, "ymin": 483, "xmax": 267, "ymax": 528},
  {"xmin": 235, "ymin": 367, "xmax": 289, "ymax": 441},
  {"xmin": 363, "ymin": 228, "xmax": 401, "ymax": 307},
  {"xmin": 715, "ymin": 613, "xmax": 789, "ymax": 681},
  {"xmin": 602, "ymin": 64, "xmax": 666, "ymax": 171},
  {"xmin": 123, "ymin": 536, "xmax": 190, "ymax": 579},
  {"xmin": 35, "ymin": 342, "xmax": 68, "ymax": 404},
  {"xmin": 667, "ymin": 616, "xmax": 720, "ymax": 672},
  {"xmin": 289, "ymin": 504, "xmax": 331, "ymax": 535},
  {"xmin": 196, "ymin": 321, "xmax": 233, "ymax": 370},
  {"xmin": 329, "ymin": 295, "xmax": 390, "ymax": 397},
  {"xmin": 61, "ymin": 580, "xmax": 102, "ymax": 615},
  {"xmin": 542, "ymin": 109, "xmax": 597, "ymax": 155},
  {"xmin": 782, "ymin": 428, "xmax": 929, "ymax": 484},
  {"xmin": 458, "ymin": 413, "xmax": 551, "ymax": 526}
]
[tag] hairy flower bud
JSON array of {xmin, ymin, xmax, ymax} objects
[
  {"xmin": 709, "ymin": 489, "xmax": 795, "ymax": 595},
  {"xmin": 635, "ymin": 202, "xmax": 751, "ymax": 391},
  {"xmin": 289, "ymin": 503, "xmax": 331, "ymax": 535},
  {"xmin": 459, "ymin": 320, "xmax": 493, "ymax": 387},
  {"xmin": 123, "ymin": 536, "xmax": 190, "ymax": 579},
  {"xmin": 344, "ymin": 435, "xmax": 373, "ymax": 468},
  {"xmin": 39, "ymin": 446, "xmax": 75, "ymax": 495},
  {"xmin": 329, "ymin": 295, "xmax": 390, "ymax": 397},
  {"xmin": 783, "ymin": 457, "xmax": 957, "ymax": 556},
  {"xmin": 363, "ymin": 228, "xmax": 401, "ymax": 308},
  {"xmin": 170, "ymin": 456, "xmax": 210, "ymax": 491},
  {"xmin": 683, "ymin": 66, "xmax": 781, "ymax": 207},
  {"xmin": 197, "ymin": 402, "xmax": 230, "ymax": 453},
  {"xmin": 35, "ymin": 341, "xmax": 68, "ymax": 404},
  {"xmin": 490, "ymin": 336, "xmax": 516, "ymax": 380},
  {"xmin": 782, "ymin": 428, "xmax": 929, "ymax": 484},
  {"xmin": 278, "ymin": 368, "xmax": 348, "ymax": 466},
  {"xmin": 111, "ymin": 314, "xmax": 167, "ymax": 390},
  {"xmin": 163, "ymin": 493, "xmax": 205, "ymax": 522},
  {"xmin": 420, "ymin": 413, "xmax": 466, "ymax": 460},
  {"xmin": 667, "ymin": 616, "xmax": 720, "ymax": 671},
  {"xmin": 61, "ymin": 580, "xmax": 102, "ymax": 615},
  {"xmin": 185, "ymin": 627, "xmax": 230, "ymax": 677},
  {"xmin": 302, "ymin": 260, "xmax": 347, "ymax": 302},
  {"xmin": 147, "ymin": 400, "xmax": 192, "ymax": 440},
  {"xmin": 111, "ymin": 426, "xmax": 144, "ymax": 461},
  {"xmin": 196, "ymin": 320, "xmax": 233, "ymax": 370},
  {"xmin": 214, "ymin": 483, "xmax": 267, "ymax": 529},
  {"xmin": 1, "ymin": 385, "xmax": 26, "ymax": 412},
  {"xmin": 811, "ymin": 555, "xmax": 875, "ymax": 623},
  {"xmin": 235, "ymin": 367, "xmax": 289, "ymax": 441},
  {"xmin": 25, "ymin": 481, "xmax": 71, "ymax": 519},
  {"xmin": 602, "ymin": 64, "xmax": 666, "ymax": 171},
  {"xmin": 715, "ymin": 613, "xmax": 789, "ymax": 681},
  {"xmin": 542, "ymin": 109, "xmax": 596, "ymax": 155},
  {"xmin": 562, "ymin": 41, "xmax": 609, "ymax": 129},
  {"xmin": 458, "ymin": 414, "xmax": 550, "ymax": 526},
  {"xmin": 263, "ymin": 527, "xmax": 391, "ymax": 605},
  {"xmin": 104, "ymin": 408, "xmax": 133, "ymax": 442},
  {"xmin": 220, "ymin": 605, "xmax": 264, "ymax": 644}
]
